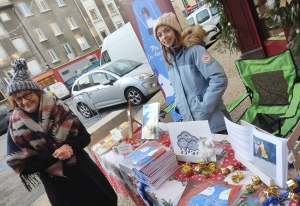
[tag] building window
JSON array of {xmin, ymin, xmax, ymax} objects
[
  {"xmin": 61, "ymin": 43, "xmax": 76, "ymax": 60},
  {"xmin": 61, "ymin": 70, "xmax": 69, "ymax": 75},
  {"xmin": 100, "ymin": 30, "xmax": 108, "ymax": 39},
  {"xmin": 34, "ymin": 28, "xmax": 47, "ymax": 42},
  {"xmin": 0, "ymin": 13, "xmax": 10, "ymax": 22},
  {"xmin": 49, "ymin": 22, "xmax": 63, "ymax": 36},
  {"xmin": 66, "ymin": 16, "xmax": 78, "ymax": 30},
  {"xmin": 35, "ymin": 0, "xmax": 50, "ymax": 12},
  {"xmin": 0, "ymin": 45, "xmax": 8, "ymax": 60},
  {"xmin": 116, "ymin": 23, "xmax": 123, "ymax": 29},
  {"xmin": 56, "ymin": 0, "xmax": 66, "ymax": 7},
  {"xmin": 89, "ymin": 9, "xmax": 100, "ymax": 22},
  {"xmin": 76, "ymin": 36, "xmax": 90, "ymax": 50},
  {"xmin": 0, "ymin": 24, "xmax": 7, "ymax": 37},
  {"xmin": 89, "ymin": 57, "xmax": 97, "ymax": 63},
  {"xmin": 27, "ymin": 59, "xmax": 42, "ymax": 76},
  {"xmin": 107, "ymin": 3, "xmax": 117, "ymax": 15},
  {"xmin": 18, "ymin": 3, "xmax": 33, "ymax": 17},
  {"xmin": 47, "ymin": 49, "xmax": 60, "ymax": 63},
  {"xmin": 11, "ymin": 37, "xmax": 29, "ymax": 53}
]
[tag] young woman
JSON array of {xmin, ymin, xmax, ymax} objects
[
  {"xmin": 6, "ymin": 59, "xmax": 117, "ymax": 206},
  {"xmin": 153, "ymin": 12, "xmax": 231, "ymax": 134}
]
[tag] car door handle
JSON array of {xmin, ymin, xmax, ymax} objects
[{"xmin": 89, "ymin": 93, "xmax": 92, "ymax": 95}]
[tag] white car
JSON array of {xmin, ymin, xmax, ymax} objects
[
  {"xmin": 43, "ymin": 82, "xmax": 70, "ymax": 100},
  {"xmin": 187, "ymin": 5, "xmax": 220, "ymax": 28},
  {"xmin": 71, "ymin": 59, "xmax": 160, "ymax": 118},
  {"xmin": 187, "ymin": 5, "xmax": 221, "ymax": 46},
  {"xmin": 202, "ymin": 25, "xmax": 221, "ymax": 46}
]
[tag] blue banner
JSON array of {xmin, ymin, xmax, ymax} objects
[{"xmin": 131, "ymin": 0, "xmax": 181, "ymax": 121}]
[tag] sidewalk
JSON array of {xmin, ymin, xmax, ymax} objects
[{"xmin": 32, "ymin": 41, "xmax": 244, "ymax": 206}]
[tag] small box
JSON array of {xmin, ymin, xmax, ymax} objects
[{"xmin": 110, "ymin": 121, "xmax": 139, "ymax": 139}]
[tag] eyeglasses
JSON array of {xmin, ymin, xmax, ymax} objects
[{"xmin": 14, "ymin": 91, "xmax": 33, "ymax": 104}]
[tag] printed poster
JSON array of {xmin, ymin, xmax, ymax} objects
[{"xmin": 120, "ymin": 0, "xmax": 181, "ymax": 121}]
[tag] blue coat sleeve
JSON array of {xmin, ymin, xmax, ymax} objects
[{"xmin": 192, "ymin": 45, "xmax": 228, "ymax": 113}]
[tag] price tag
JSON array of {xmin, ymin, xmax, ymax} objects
[{"xmin": 112, "ymin": 143, "xmax": 133, "ymax": 155}]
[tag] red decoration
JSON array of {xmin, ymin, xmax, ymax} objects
[
  {"xmin": 233, "ymin": 161, "xmax": 242, "ymax": 169},
  {"xmin": 186, "ymin": 4, "xmax": 192, "ymax": 13}
]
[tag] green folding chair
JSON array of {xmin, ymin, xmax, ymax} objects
[
  {"xmin": 159, "ymin": 102, "xmax": 183, "ymax": 122},
  {"xmin": 226, "ymin": 50, "xmax": 300, "ymax": 137}
]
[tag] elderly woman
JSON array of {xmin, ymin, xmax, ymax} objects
[{"xmin": 6, "ymin": 59, "xmax": 117, "ymax": 206}]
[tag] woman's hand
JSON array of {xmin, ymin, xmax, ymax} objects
[{"xmin": 53, "ymin": 144, "xmax": 73, "ymax": 160}]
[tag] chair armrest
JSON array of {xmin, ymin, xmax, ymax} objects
[
  {"xmin": 280, "ymin": 83, "xmax": 300, "ymax": 119},
  {"xmin": 226, "ymin": 93, "xmax": 250, "ymax": 113}
]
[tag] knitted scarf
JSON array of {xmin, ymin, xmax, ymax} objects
[{"xmin": 6, "ymin": 92, "xmax": 80, "ymax": 191}]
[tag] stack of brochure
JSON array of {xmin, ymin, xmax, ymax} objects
[{"xmin": 119, "ymin": 141, "xmax": 179, "ymax": 189}]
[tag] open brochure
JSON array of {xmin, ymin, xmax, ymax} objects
[
  {"xmin": 177, "ymin": 180, "xmax": 244, "ymax": 206},
  {"xmin": 224, "ymin": 117, "xmax": 288, "ymax": 188}
]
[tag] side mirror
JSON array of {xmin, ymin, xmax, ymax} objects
[{"xmin": 103, "ymin": 79, "xmax": 115, "ymax": 86}]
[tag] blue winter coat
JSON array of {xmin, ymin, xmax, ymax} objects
[{"xmin": 166, "ymin": 39, "xmax": 229, "ymax": 133}]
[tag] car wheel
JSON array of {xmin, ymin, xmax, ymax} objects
[
  {"xmin": 77, "ymin": 103, "xmax": 92, "ymax": 118},
  {"xmin": 126, "ymin": 87, "xmax": 145, "ymax": 106}
]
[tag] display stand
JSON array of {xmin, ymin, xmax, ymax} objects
[
  {"xmin": 127, "ymin": 100, "xmax": 142, "ymax": 140},
  {"xmin": 234, "ymin": 152, "xmax": 272, "ymax": 186}
]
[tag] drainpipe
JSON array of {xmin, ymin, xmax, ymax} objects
[{"xmin": 73, "ymin": 0, "xmax": 100, "ymax": 47}]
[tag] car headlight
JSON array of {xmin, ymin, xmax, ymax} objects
[{"xmin": 133, "ymin": 73, "xmax": 153, "ymax": 80}]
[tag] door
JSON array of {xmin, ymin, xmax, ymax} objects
[
  {"xmin": 89, "ymin": 72, "xmax": 122, "ymax": 106},
  {"xmin": 222, "ymin": 0, "xmax": 265, "ymax": 57}
]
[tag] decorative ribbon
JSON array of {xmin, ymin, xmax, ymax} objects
[{"xmin": 262, "ymin": 176, "xmax": 300, "ymax": 206}]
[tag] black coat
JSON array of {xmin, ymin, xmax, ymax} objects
[{"xmin": 20, "ymin": 122, "xmax": 117, "ymax": 206}]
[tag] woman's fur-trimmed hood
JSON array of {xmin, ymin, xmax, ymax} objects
[{"xmin": 182, "ymin": 25, "xmax": 207, "ymax": 48}]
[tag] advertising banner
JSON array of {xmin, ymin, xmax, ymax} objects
[{"xmin": 120, "ymin": 0, "xmax": 181, "ymax": 121}]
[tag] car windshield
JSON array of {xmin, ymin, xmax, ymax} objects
[{"xmin": 103, "ymin": 60, "xmax": 142, "ymax": 77}]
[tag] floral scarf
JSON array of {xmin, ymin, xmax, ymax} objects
[{"xmin": 6, "ymin": 92, "xmax": 80, "ymax": 190}]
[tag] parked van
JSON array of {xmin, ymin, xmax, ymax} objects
[
  {"xmin": 100, "ymin": 14, "xmax": 218, "ymax": 65},
  {"xmin": 43, "ymin": 82, "xmax": 70, "ymax": 100},
  {"xmin": 187, "ymin": 4, "xmax": 220, "ymax": 29},
  {"xmin": 99, "ymin": 23, "xmax": 147, "ymax": 66}
]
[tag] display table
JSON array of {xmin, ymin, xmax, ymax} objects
[
  {"xmin": 91, "ymin": 127, "xmax": 290, "ymax": 206},
  {"xmin": 91, "ymin": 127, "xmax": 170, "ymax": 206}
]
